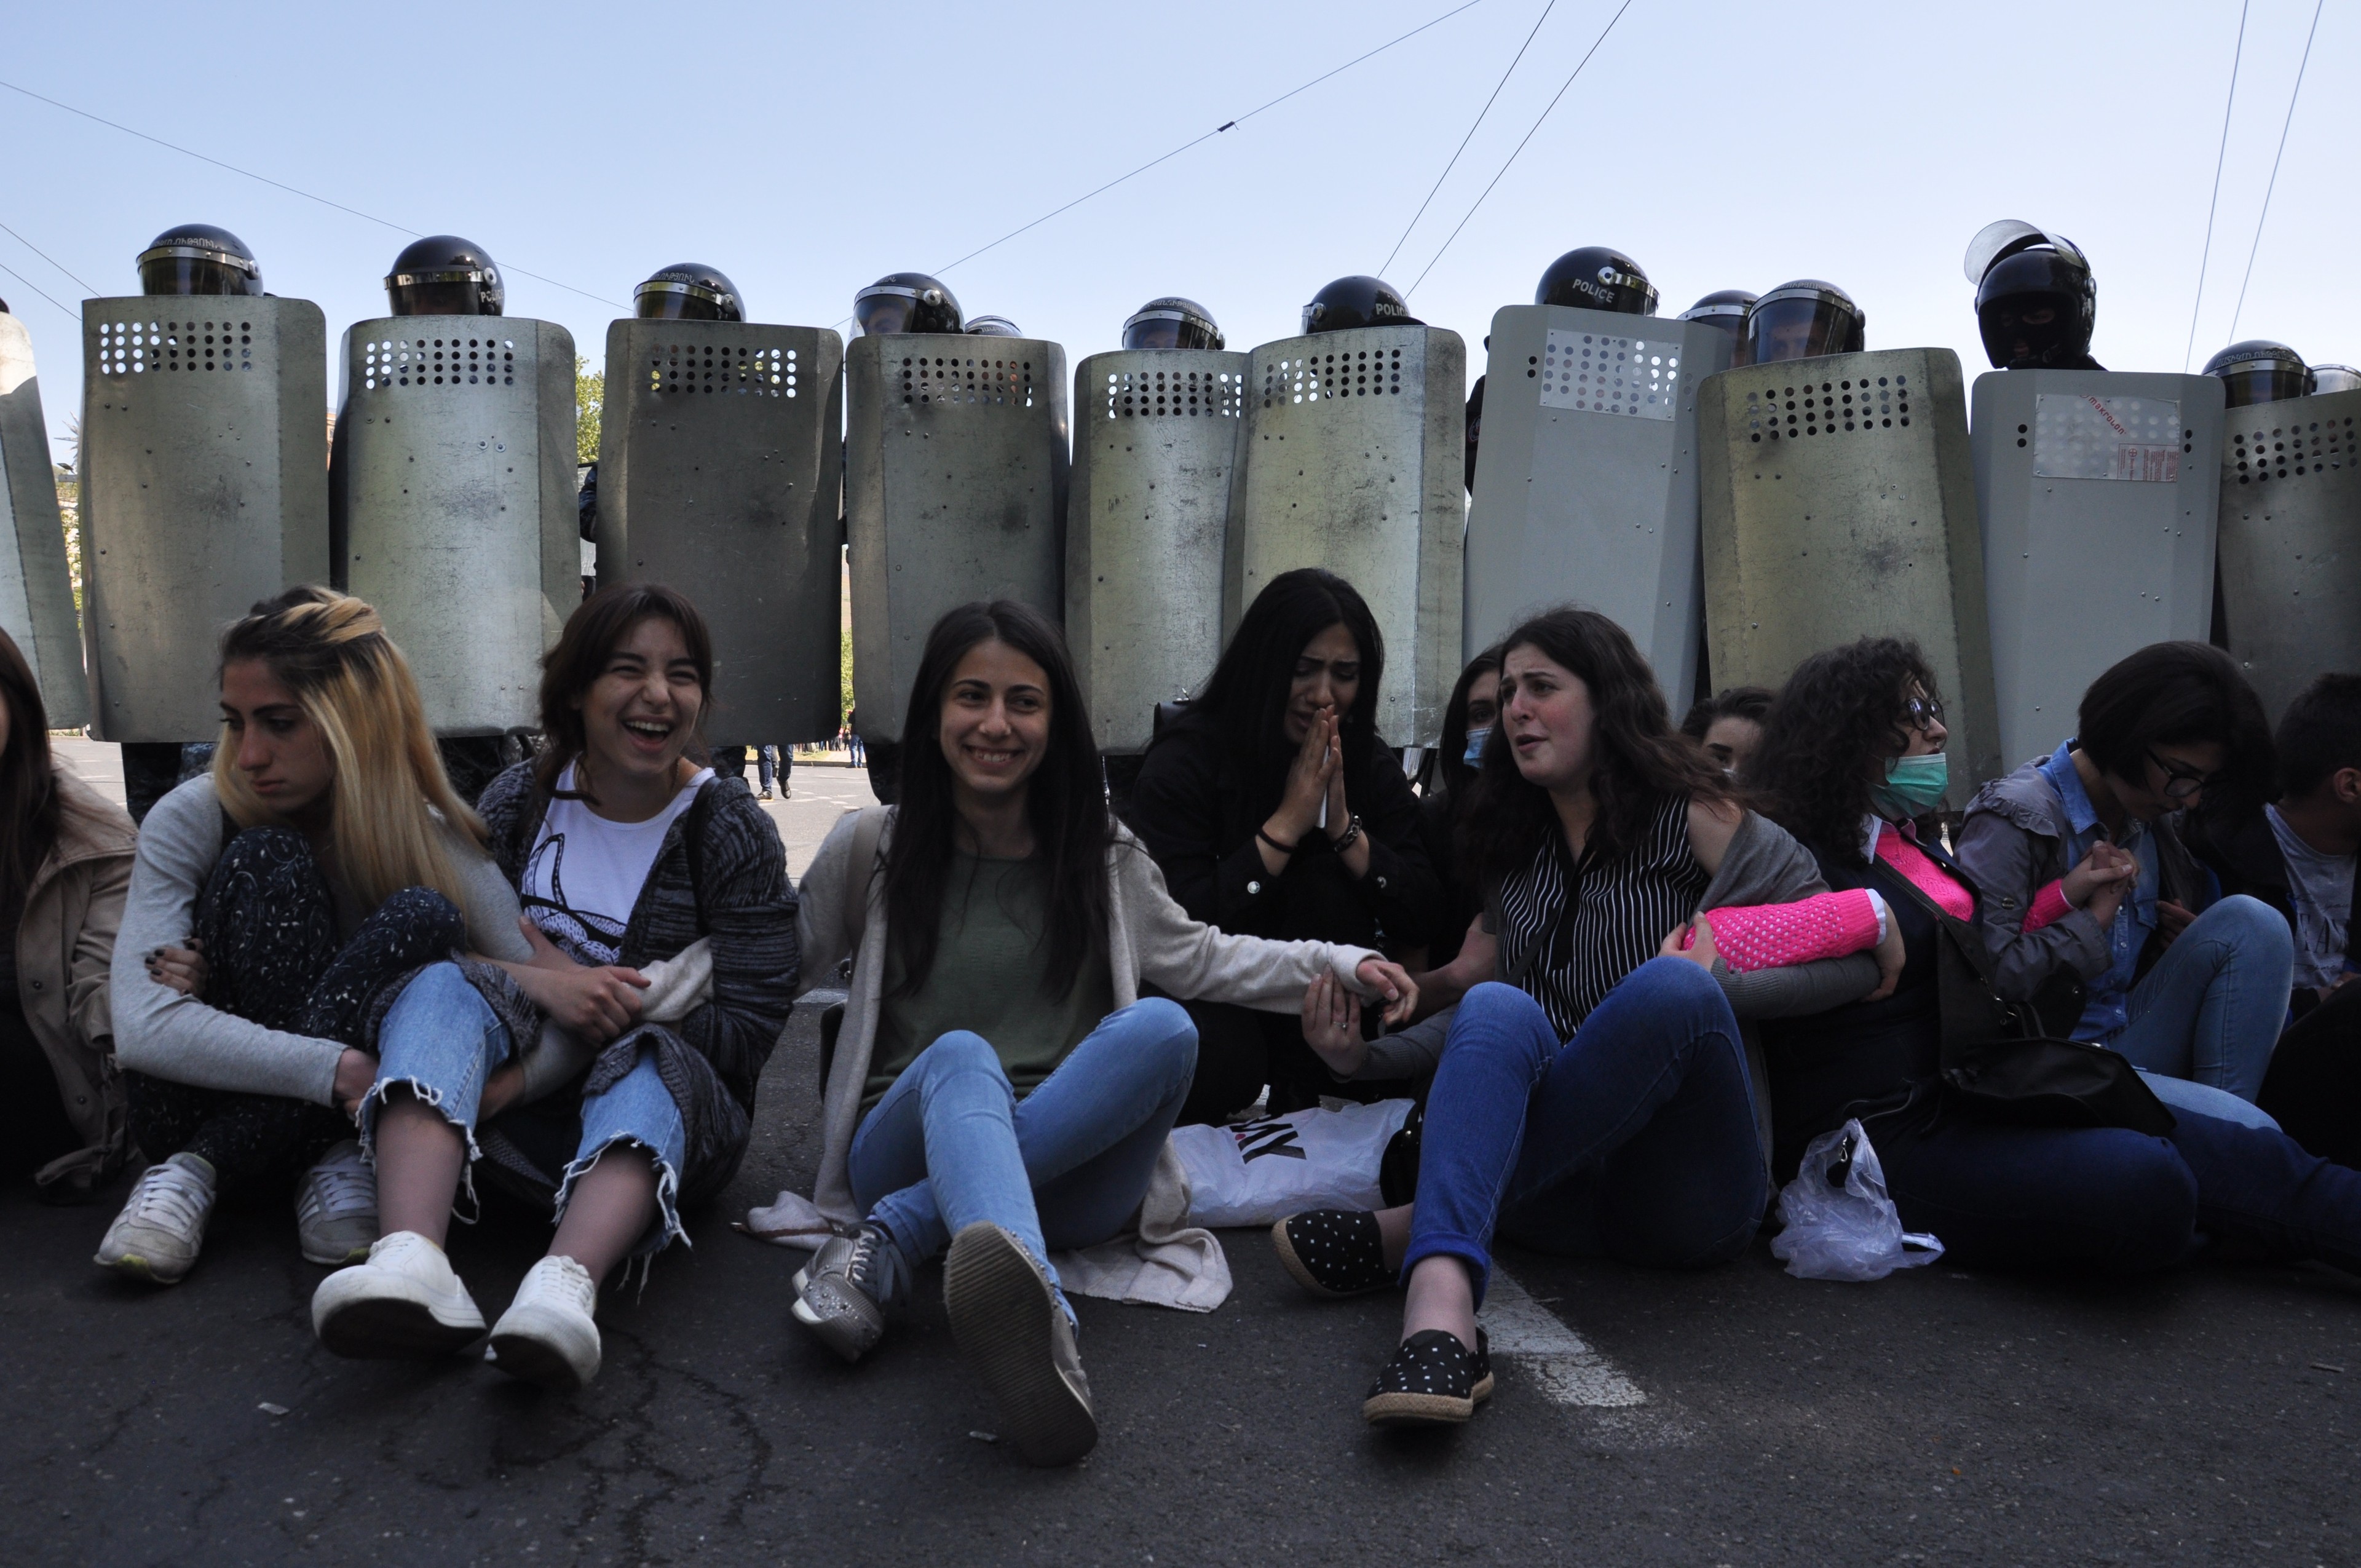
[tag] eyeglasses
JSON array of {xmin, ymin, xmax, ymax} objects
[
  {"xmin": 1902, "ymin": 695, "xmax": 1945, "ymax": 731},
  {"xmin": 2145, "ymin": 747, "xmax": 2222, "ymax": 802}
]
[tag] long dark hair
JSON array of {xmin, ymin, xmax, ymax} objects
[
  {"xmin": 1178, "ymin": 568, "xmax": 1385, "ymax": 809},
  {"xmin": 0, "ymin": 628, "xmax": 60, "ymax": 908},
  {"xmin": 536, "ymin": 583, "xmax": 715, "ymax": 805},
  {"xmin": 1435, "ymin": 644, "xmax": 1505, "ymax": 801},
  {"xmin": 2077, "ymin": 641, "xmax": 2276, "ymax": 812},
  {"xmin": 882, "ymin": 601, "xmax": 1112, "ymax": 1000},
  {"xmin": 1749, "ymin": 637, "xmax": 1937, "ymax": 868},
  {"xmin": 1459, "ymin": 609, "xmax": 1730, "ymax": 886}
]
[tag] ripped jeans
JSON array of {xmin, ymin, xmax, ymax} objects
[{"xmin": 362, "ymin": 962, "xmax": 688, "ymax": 1253}]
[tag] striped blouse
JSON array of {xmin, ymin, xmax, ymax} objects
[{"xmin": 1498, "ymin": 792, "xmax": 1709, "ymax": 1039}]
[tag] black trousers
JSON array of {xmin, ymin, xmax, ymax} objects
[
  {"xmin": 1171, "ymin": 997, "xmax": 1391, "ymax": 1125},
  {"xmin": 2258, "ymin": 981, "xmax": 2361, "ymax": 1169}
]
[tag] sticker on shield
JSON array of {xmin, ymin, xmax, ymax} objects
[
  {"xmin": 1538, "ymin": 330, "xmax": 1679, "ymax": 421},
  {"xmin": 2033, "ymin": 394, "xmax": 2182, "ymax": 482}
]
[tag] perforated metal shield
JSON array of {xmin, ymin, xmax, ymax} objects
[
  {"xmin": 0, "ymin": 317, "xmax": 86, "ymax": 727},
  {"xmin": 1698, "ymin": 347, "xmax": 2001, "ymax": 793},
  {"xmin": 845, "ymin": 335, "xmax": 1069, "ymax": 743},
  {"xmin": 1068, "ymin": 349, "xmax": 1248, "ymax": 751},
  {"xmin": 2214, "ymin": 387, "xmax": 2361, "ymax": 720},
  {"xmin": 1466, "ymin": 306, "xmax": 1731, "ymax": 700},
  {"xmin": 1228, "ymin": 326, "xmax": 1466, "ymax": 746},
  {"xmin": 596, "ymin": 320, "xmax": 844, "ymax": 744},
  {"xmin": 331, "ymin": 317, "xmax": 577, "ymax": 735},
  {"xmin": 79, "ymin": 296, "xmax": 328, "ymax": 741},
  {"xmin": 1973, "ymin": 370, "xmax": 2223, "ymax": 770}
]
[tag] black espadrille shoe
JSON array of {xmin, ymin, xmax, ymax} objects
[
  {"xmin": 1361, "ymin": 1328, "xmax": 1494, "ymax": 1426},
  {"xmin": 1271, "ymin": 1210, "xmax": 1394, "ymax": 1297}
]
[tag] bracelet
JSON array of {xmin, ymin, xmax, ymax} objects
[
  {"xmin": 1327, "ymin": 814, "xmax": 1364, "ymax": 853},
  {"xmin": 1256, "ymin": 826, "xmax": 1299, "ymax": 855}
]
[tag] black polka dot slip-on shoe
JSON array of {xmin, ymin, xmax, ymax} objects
[
  {"xmin": 1361, "ymin": 1328, "xmax": 1494, "ymax": 1426},
  {"xmin": 1271, "ymin": 1209, "xmax": 1394, "ymax": 1298}
]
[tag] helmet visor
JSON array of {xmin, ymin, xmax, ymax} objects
[
  {"xmin": 855, "ymin": 283, "xmax": 956, "ymax": 336},
  {"xmin": 636, "ymin": 279, "xmax": 735, "ymax": 322},
  {"xmin": 1746, "ymin": 296, "xmax": 1859, "ymax": 365},
  {"xmin": 1122, "ymin": 309, "xmax": 1219, "ymax": 351},
  {"xmin": 2221, "ymin": 364, "xmax": 2312, "ymax": 409},
  {"xmin": 137, "ymin": 253, "xmax": 260, "ymax": 298}
]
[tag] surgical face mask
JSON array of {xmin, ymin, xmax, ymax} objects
[
  {"xmin": 1872, "ymin": 751, "xmax": 1949, "ymax": 818},
  {"xmin": 1463, "ymin": 726, "xmax": 1491, "ymax": 767}
]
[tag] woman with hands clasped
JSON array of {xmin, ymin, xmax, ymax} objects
[
  {"xmin": 1271, "ymin": 609, "xmax": 1894, "ymax": 1429},
  {"xmin": 308, "ymin": 585, "xmax": 793, "ymax": 1392},
  {"xmin": 1128, "ymin": 568, "xmax": 1440, "ymax": 1120}
]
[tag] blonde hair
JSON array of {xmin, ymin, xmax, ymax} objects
[{"xmin": 210, "ymin": 586, "xmax": 489, "ymax": 916}]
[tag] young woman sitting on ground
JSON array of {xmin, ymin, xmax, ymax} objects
[
  {"xmin": 0, "ymin": 628, "xmax": 138, "ymax": 1202},
  {"xmin": 1954, "ymin": 642, "xmax": 2292, "ymax": 1122},
  {"xmin": 788, "ymin": 600, "xmax": 1415, "ymax": 1467},
  {"xmin": 104, "ymin": 588, "xmax": 532, "ymax": 1283},
  {"xmin": 1749, "ymin": 635, "xmax": 2361, "ymax": 1273},
  {"xmin": 1275, "ymin": 608, "xmax": 1897, "ymax": 1429},
  {"xmin": 306, "ymin": 584, "xmax": 793, "ymax": 1392}
]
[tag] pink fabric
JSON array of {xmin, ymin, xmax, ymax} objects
[
  {"xmin": 1685, "ymin": 889, "xmax": 1883, "ymax": 973},
  {"xmin": 2020, "ymin": 879, "xmax": 2075, "ymax": 932},
  {"xmin": 1875, "ymin": 831, "xmax": 1976, "ymax": 922}
]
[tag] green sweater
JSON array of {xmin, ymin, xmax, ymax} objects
[{"xmin": 866, "ymin": 853, "xmax": 1115, "ymax": 1111}]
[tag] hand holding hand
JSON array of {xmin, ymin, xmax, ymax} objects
[
  {"xmin": 509, "ymin": 918, "xmax": 648, "ymax": 1043},
  {"xmin": 2063, "ymin": 842, "xmax": 2138, "ymax": 924},
  {"xmin": 1659, "ymin": 915, "xmax": 1720, "ymax": 971},
  {"xmin": 1353, "ymin": 956, "xmax": 1418, "ymax": 1027},
  {"xmin": 1300, "ymin": 972, "xmax": 1366, "ymax": 1076}
]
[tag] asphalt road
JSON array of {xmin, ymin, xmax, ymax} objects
[{"xmin": 9, "ymin": 744, "xmax": 2359, "ymax": 1565}]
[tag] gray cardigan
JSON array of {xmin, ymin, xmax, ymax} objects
[{"xmin": 111, "ymin": 775, "xmax": 532, "ymax": 1107}]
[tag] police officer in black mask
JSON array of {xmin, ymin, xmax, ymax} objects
[{"xmin": 1965, "ymin": 221, "xmax": 2100, "ymax": 371}]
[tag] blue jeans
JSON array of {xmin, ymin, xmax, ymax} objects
[
  {"xmin": 1405, "ymin": 964, "xmax": 1768, "ymax": 1305},
  {"xmin": 848, "ymin": 998, "xmax": 1197, "ymax": 1309},
  {"xmin": 2098, "ymin": 895, "xmax": 2293, "ymax": 1103},
  {"xmin": 362, "ymin": 962, "xmax": 690, "ymax": 1251}
]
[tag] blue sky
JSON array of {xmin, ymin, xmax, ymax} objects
[{"xmin": 2, "ymin": 0, "xmax": 2348, "ymax": 457}]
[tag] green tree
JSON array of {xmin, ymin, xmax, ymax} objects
[
  {"xmin": 841, "ymin": 624, "xmax": 854, "ymax": 727},
  {"xmin": 575, "ymin": 355, "xmax": 603, "ymax": 465}
]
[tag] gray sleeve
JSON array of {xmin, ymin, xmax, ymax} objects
[
  {"xmin": 109, "ymin": 779, "xmax": 344, "ymax": 1106},
  {"xmin": 444, "ymin": 823, "xmax": 531, "ymax": 962},
  {"xmin": 1715, "ymin": 952, "xmax": 1881, "ymax": 1020},
  {"xmin": 1355, "ymin": 1005, "xmax": 1455, "ymax": 1081},
  {"xmin": 1952, "ymin": 809, "xmax": 2111, "ymax": 1003},
  {"xmin": 1692, "ymin": 813, "xmax": 1879, "ymax": 1017}
]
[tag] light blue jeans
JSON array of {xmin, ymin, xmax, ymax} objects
[
  {"xmin": 848, "ymin": 998, "xmax": 1198, "ymax": 1316},
  {"xmin": 361, "ymin": 962, "xmax": 690, "ymax": 1251},
  {"xmin": 2098, "ymin": 895, "xmax": 2293, "ymax": 1115}
]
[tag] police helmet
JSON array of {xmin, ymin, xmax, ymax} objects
[
  {"xmin": 1535, "ymin": 247, "xmax": 1656, "ymax": 315},
  {"xmin": 2309, "ymin": 364, "xmax": 2361, "ymax": 395},
  {"xmin": 2204, "ymin": 340, "xmax": 2310, "ymax": 408},
  {"xmin": 385, "ymin": 236, "xmax": 504, "ymax": 317},
  {"xmin": 964, "ymin": 315, "xmax": 1023, "ymax": 338},
  {"xmin": 138, "ymin": 224, "xmax": 264, "ymax": 297},
  {"xmin": 1744, "ymin": 280, "xmax": 1865, "ymax": 366},
  {"xmin": 635, "ymin": 262, "xmax": 743, "ymax": 323},
  {"xmin": 1302, "ymin": 275, "xmax": 1422, "ymax": 335},
  {"xmin": 1123, "ymin": 296, "xmax": 1224, "ymax": 351},
  {"xmin": 1680, "ymin": 290, "xmax": 1756, "ymax": 362},
  {"xmin": 1964, "ymin": 221, "xmax": 2096, "ymax": 370},
  {"xmin": 853, "ymin": 272, "xmax": 962, "ymax": 336}
]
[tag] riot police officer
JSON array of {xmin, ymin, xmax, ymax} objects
[
  {"xmin": 1535, "ymin": 246, "xmax": 1657, "ymax": 315},
  {"xmin": 1121, "ymin": 297, "xmax": 1224, "ymax": 351},
  {"xmin": 1680, "ymin": 290, "xmax": 1758, "ymax": 365},
  {"xmin": 1302, "ymin": 275, "xmax": 1422, "ymax": 333},
  {"xmin": 1744, "ymin": 280, "xmax": 1866, "ymax": 366},
  {"xmin": 965, "ymin": 315, "xmax": 1023, "ymax": 338},
  {"xmin": 383, "ymin": 235, "xmax": 504, "ymax": 317},
  {"xmin": 2314, "ymin": 365, "xmax": 2361, "ymax": 395},
  {"xmin": 852, "ymin": 272, "xmax": 963, "ymax": 336},
  {"xmin": 633, "ymin": 261, "xmax": 743, "ymax": 322},
  {"xmin": 1966, "ymin": 221, "xmax": 2100, "ymax": 371},
  {"xmin": 2205, "ymin": 341, "xmax": 2311, "ymax": 408}
]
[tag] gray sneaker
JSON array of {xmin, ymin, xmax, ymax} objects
[
  {"xmin": 943, "ymin": 1222, "xmax": 1097, "ymax": 1467},
  {"xmin": 789, "ymin": 1223, "xmax": 908, "ymax": 1363},
  {"xmin": 295, "ymin": 1141, "xmax": 379, "ymax": 1265},
  {"xmin": 93, "ymin": 1152, "xmax": 218, "ymax": 1285}
]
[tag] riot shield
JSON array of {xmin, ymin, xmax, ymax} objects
[
  {"xmin": 2215, "ymin": 387, "xmax": 2361, "ymax": 720},
  {"xmin": 1974, "ymin": 371, "xmax": 2223, "ymax": 769},
  {"xmin": 596, "ymin": 320, "xmax": 845, "ymax": 744},
  {"xmin": 1698, "ymin": 347, "xmax": 2002, "ymax": 793},
  {"xmin": 1466, "ymin": 306, "xmax": 1731, "ymax": 699},
  {"xmin": 330, "ymin": 318, "xmax": 579, "ymax": 736},
  {"xmin": 845, "ymin": 335, "xmax": 1069, "ymax": 743},
  {"xmin": 0, "ymin": 316, "xmax": 87, "ymax": 726},
  {"xmin": 1067, "ymin": 349, "xmax": 1248, "ymax": 751},
  {"xmin": 80, "ymin": 296, "xmax": 328, "ymax": 741},
  {"xmin": 1227, "ymin": 326, "xmax": 1466, "ymax": 746}
]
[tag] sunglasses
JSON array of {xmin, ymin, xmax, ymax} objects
[{"xmin": 1902, "ymin": 695, "xmax": 1945, "ymax": 732}]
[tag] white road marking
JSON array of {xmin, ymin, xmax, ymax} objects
[{"xmin": 1481, "ymin": 1269, "xmax": 1648, "ymax": 1408}]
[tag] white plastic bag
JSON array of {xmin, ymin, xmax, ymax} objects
[
  {"xmin": 1769, "ymin": 1119, "xmax": 1944, "ymax": 1282},
  {"xmin": 1167, "ymin": 1099, "xmax": 1415, "ymax": 1229}
]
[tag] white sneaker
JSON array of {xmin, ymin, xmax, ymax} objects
[
  {"xmin": 295, "ymin": 1141, "xmax": 379, "ymax": 1265},
  {"xmin": 93, "ymin": 1153, "xmax": 217, "ymax": 1285},
  {"xmin": 488, "ymin": 1256, "xmax": 602, "ymax": 1392},
  {"xmin": 311, "ymin": 1230, "xmax": 486, "ymax": 1358}
]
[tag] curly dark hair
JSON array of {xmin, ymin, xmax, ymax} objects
[
  {"xmin": 1748, "ymin": 636, "xmax": 1937, "ymax": 867},
  {"xmin": 1457, "ymin": 608, "xmax": 1730, "ymax": 887}
]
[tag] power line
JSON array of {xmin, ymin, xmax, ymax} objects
[
  {"xmin": 2227, "ymin": 0, "xmax": 2325, "ymax": 343},
  {"xmin": 0, "ymin": 258, "xmax": 78, "ymax": 321},
  {"xmin": 2183, "ymin": 0, "xmax": 2251, "ymax": 372},
  {"xmin": 0, "ymin": 220, "xmax": 98, "ymax": 295},
  {"xmin": 1406, "ymin": 0, "xmax": 1634, "ymax": 296},
  {"xmin": 1382, "ymin": 0, "xmax": 1557, "ymax": 279},
  {"xmin": 0, "ymin": 78, "xmax": 627, "ymax": 309}
]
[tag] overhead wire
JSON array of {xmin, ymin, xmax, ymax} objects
[
  {"xmin": 2226, "ymin": 0, "xmax": 2326, "ymax": 343},
  {"xmin": 0, "ymin": 258, "xmax": 79, "ymax": 321},
  {"xmin": 0, "ymin": 78, "xmax": 627, "ymax": 309},
  {"xmin": 2182, "ymin": 0, "xmax": 2252, "ymax": 371},
  {"xmin": 0, "ymin": 220, "xmax": 98, "ymax": 296},
  {"xmin": 1379, "ymin": 0, "xmax": 1556, "ymax": 279},
  {"xmin": 1406, "ymin": 0, "xmax": 1634, "ymax": 296}
]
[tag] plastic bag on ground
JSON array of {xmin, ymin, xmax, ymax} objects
[
  {"xmin": 1168, "ymin": 1099, "xmax": 1415, "ymax": 1229},
  {"xmin": 1769, "ymin": 1118, "xmax": 1944, "ymax": 1282}
]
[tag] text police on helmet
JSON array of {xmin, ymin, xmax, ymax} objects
[
  {"xmin": 1302, "ymin": 275, "xmax": 1422, "ymax": 335},
  {"xmin": 1535, "ymin": 247, "xmax": 1656, "ymax": 315}
]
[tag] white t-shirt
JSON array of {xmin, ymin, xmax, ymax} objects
[
  {"xmin": 520, "ymin": 763, "xmax": 714, "ymax": 965},
  {"xmin": 2268, "ymin": 804, "xmax": 2355, "ymax": 989}
]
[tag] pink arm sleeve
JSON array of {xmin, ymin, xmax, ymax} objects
[
  {"xmin": 2022, "ymin": 879, "xmax": 2075, "ymax": 932},
  {"xmin": 1684, "ymin": 889, "xmax": 1886, "ymax": 973}
]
